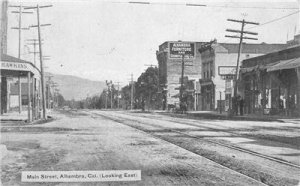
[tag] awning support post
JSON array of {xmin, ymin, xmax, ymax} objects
[
  {"xmin": 27, "ymin": 72, "xmax": 31, "ymax": 122},
  {"xmin": 18, "ymin": 76, "xmax": 22, "ymax": 113},
  {"xmin": 32, "ymin": 77, "xmax": 36, "ymax": 120},
  {"xmin": 297, "ymin": 67, "xmax": 300, "ymax": 115}
]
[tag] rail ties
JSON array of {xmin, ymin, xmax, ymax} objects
[
  {"xmin": 87, "ymin": 110, "xmax": 271, "ymax": 185},
  {"xmin": 113, "ymin": 111, "xmax": 300, "ymax": 169}
]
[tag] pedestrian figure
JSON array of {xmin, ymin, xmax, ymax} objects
[
  {"xmin": 141, "ymin": 99, "xmax": 145, "ymax": 111},
  {"xmin": 232, "ymin": 96, "xmax": 238, "ymax": 116},
  {"xmin": 180, "ymin": 101, "xmax": 187, "ymax": 114},
  {"xmin": 239, "ymin": 97, "xmax": 244, "ymax": 116},
  {"xmin": 279, "ymin": 97, "xmax": 284, "ymax": 110}
]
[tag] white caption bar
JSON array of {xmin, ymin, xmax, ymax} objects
[{"xmin": 22, "ymin": 170, "xmax": 141, "ymax": 182}]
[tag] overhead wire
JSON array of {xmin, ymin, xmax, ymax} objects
[
  {"xmin": 222, "ymin": 10, "xmax": 299, "ymax": 43},
  {"xmin": 248, "ymin": 10, "xmax": 300, "ymax": 29},
  {"xmin": 112, "ymin": 1, "xmax": 299, "ymax": 43},
  {"xmin": 205, "ymin": 5, "xmax": 298, "ymax": 10},
  {"xmin": 117, "ymin": 1, "xmax": 299, "ymax": 10}
]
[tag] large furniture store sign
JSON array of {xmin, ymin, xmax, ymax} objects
[{"xmin": 169, "ymin": 42, "xmax": 195, "ymax": 59}]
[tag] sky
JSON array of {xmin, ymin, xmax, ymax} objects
[{"xmin": 6, "ymin": 0, "xmax": 300, "ymax": 85}]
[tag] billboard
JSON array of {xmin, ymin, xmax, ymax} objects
[{"xmin": 169, "ymin": 42, "xmax": 195, "ymax": 59}]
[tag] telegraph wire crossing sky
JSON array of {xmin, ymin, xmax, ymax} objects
[{"xmin": 6, "ymin": 0, "xmax": 300, "ymax": 83}]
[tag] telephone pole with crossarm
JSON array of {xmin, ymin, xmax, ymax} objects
[{"xmin": 225, "ymin": 18, "xmax": 259, "ymax": 115}]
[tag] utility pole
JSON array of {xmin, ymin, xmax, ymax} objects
[
  {"xmin": 130, "ymin": 74, "xmax": 134, "ymax": 110},
  {"xmin": 105, "ymin": 90, "xmax": 108, "ymax": 109},
  {"xmin": 27, "ymin": 39, "xmax": 43, "ymax": 66},
  {"xmin": 9, "ymin": 5, "xmax": 32, "ymax": 58},
  {"xmin": 219, "ymin": 91, "xmax": 222, "ymax": 114},
  {"xmin": 105, "ymin": 80, "xmax": 112, "ymax": 109},
  {"xmin": 116, "ymin": 82, "xmax": 121, "ymax": 109},
  {"xmin": 225, "ymin": 18, "xmax": 258, "ymax": 115},
  {"xmin": 10, "ymin": 5, "xmax": 32, "ymax": 114},
  {"xmin": 179, "ymin": 54, "xmax": 185, "ymax": 113},
  {"xmin": 177, "ymin": 41, "xmax": 196, "ymax": 113},
  {"xmin": 26, "ymin": 4, "xmax": 52, "ymax": 120},
  {"xmin": 180, "ymin": 54, "xmax": 185, "ymax": 101},
  {"xmin": 55, "ymin": 88, "xmax": 60, "ymax": 107},
  {"xmin": 45, "ymin": 75, "xmax": 53, "ymax": 109},
  {"xmin": 50, "ymin": 82, "xmax": 58, "ymax": 109},
  {"xmin": 110, "ymin": 81, "xmax": 113, "ymax": 109}
]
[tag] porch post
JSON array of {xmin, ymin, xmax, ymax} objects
[
  {"xmin": 27, "ymin": 72, "xmax": 31, "ymax": 122},
  {"xmin": 18, "ymin": 76, "xmax": 22, "ymax": 113},
  {"xmin": 1, "ymin": 77, "xmax": 8, "ymax": 114},
  {"xmin": 32, "ymin": 77, "xmax": 36, "ymax": 120},
  {"xmin": 297, "ymin": 67, "xmax": 300, "ymax": 114},
  {"xmin": 7, "ymin": 78, "xmax": 10, "ymax": 111},
  {"xmin": 37, "ymin": 79, "xmax": 41, "ymax": 119}
]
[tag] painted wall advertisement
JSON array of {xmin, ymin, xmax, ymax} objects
[{"xmin": 169, "ymin": 42, "xmax": 195, "ymax": 59}]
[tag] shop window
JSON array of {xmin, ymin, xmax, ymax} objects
[{"xmin": 22, "ymin": 95, "xmax": 28, "ymax": 105}]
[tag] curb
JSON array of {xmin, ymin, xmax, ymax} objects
[{"xmin": 161, "ymin": 112, "xmax": 285, "ymax": 123}]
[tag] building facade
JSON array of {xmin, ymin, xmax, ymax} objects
[
  {"xmin": 0, "ymin": 0, "xmax": 43, "ymax": 121},
  {"xmin": 198, "ymin": 42, "xmax": 287, "ymax": 111},
  {"xmin": 240, "ymin": 46, "xmax": 300, "ymax": 117},
  {"xmin": 156, "ymin": 41, "xmax": 204, "ymax": 110},
  {"xmin": 287, "ymin": 34, "xmax": 300, "ymax": 47}
]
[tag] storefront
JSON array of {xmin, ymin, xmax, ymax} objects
[
  {"xmin": 240, "ymin": 46, "xmax": 300, "ymax": 117},
  {"xmin": 200, "ymin": 79, "xmax": 215, "ymax": 111},
  {"xmin": 1, "ymin": 54, "xmax": 41, "ymax": 121}
]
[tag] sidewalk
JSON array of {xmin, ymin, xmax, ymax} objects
[
  {"xmin": 157, "ymin": 110, "xmax": 300, "ymax": 123},
  {"xmin": 0, "ymin": 109, "xmax": 53, "ymax": 122},
  {"xmin": 0, "ymin": 111, "xmax": 28, "ymax": 121}
]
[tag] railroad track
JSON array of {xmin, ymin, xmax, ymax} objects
[
  {"xmin": 84, "ymin": 110, "xmax": 300, "ymax": 185},
  {"xmin": 85, "ymin": 110, "xmax": 270, "ymax": 186},
  {"xmin": 90, "ymin": 111, "xmax": 300, "ymax": 169},
  {"xmin": 123, "ymin": 111, "xmax": 300, "ymax": 156}
]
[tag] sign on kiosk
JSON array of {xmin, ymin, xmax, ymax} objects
[{"xmin": 169, "ymin": 42, "xmax": 195, "ymax": 59}]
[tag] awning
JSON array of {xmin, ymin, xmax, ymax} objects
[
  {"xmin": 240, "ymin": 66, "xmax": 257, "ymax": 73},
  {"xmin": 199, "ymin": 79, "xmax": 214, "ymax": 86},
  {"xmin": 267, "ymin": 57, "xmax": 300, "ymax": 72},
  {"xmin": 240, "ymin": 62, "xmax": 279, "ymax": 73},
  {"xmin": 0, "ymin": 54, "xmax": 41, "ymax": 78}
]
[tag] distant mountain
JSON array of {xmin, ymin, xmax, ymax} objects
[{"xmin": 50, "ymin": 74, "xmax": 106, "ymax": 101}]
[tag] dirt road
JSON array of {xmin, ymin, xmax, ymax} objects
[{"xmin": 0, "ymin": 110, "xmax": 271, "ymax": 186}]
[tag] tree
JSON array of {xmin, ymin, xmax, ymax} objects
[
  {"xmin": 135, "ymin": 67, "xmax": 161, "ymax": 111},
  {"xmin": 56, "ymin": 93, "xmax": 66, "ymax": 107},
  {"xmin": 120, "ymin": 84, "xmax": 132, "ymax": 110}
]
